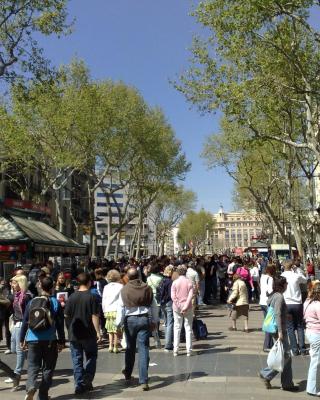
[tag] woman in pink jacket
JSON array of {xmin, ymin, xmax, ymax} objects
[{"xmin": 171, "ymin": 265, "xmax": 194, "ymax": 357}]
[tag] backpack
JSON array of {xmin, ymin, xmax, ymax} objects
[
  {"xmin": 193, "ymin": 318, "xmax": 208, "ymax": 340},
  {"xmin": 262, "ymin": 305, "xmax": 277, "ymax": 333},
  {"xmin": 28, "ymin": 296, "xmax": 53, "ymax": 332}
]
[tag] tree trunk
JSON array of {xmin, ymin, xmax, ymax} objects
[
  {"xmin": 88, "ymin": 183, "xmax": 96, "ymax": 258},
  {"xmin": 129, "ymin": 224, "xmax": 138, "ymax": 257},
  {"xmin": 114, "ymin": 232, "xmax": 120, "ymax": 259},
  {"xmin": 54, "ymin": 195, "xmax": 64, "ymax": 233},
  {"xmin": 135, "ymin": 212, "xmax": 143, "ymax": 259}
]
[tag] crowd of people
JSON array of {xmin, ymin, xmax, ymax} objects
[{"xmin": 0, "ymin": 254, "xmax": 318, "ymax": 398}]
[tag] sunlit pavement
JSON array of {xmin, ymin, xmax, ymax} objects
[{"xmin": 0, "ymin": 303, "xmax": 311, "ymax": 399}]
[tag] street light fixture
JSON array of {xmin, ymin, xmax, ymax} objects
[
  {"xmin": 287, "ymin": 225, "xmax": 292, "ymax": 259},
  {"xmin": 100, "ymin": 231, "xmax": 106, "ymax": 257}
]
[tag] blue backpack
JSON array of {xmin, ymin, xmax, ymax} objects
[
  {"xmin": 193, "ymin": 319, "xmax": 208, "ymax": 340},
  {"xmin": 262, "ymin": 305, "xmax": 277, "ymax": 333}
]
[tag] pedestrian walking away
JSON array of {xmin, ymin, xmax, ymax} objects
[
  {"xmin": 20, "ymin": 276, "xmax": 65, "ymax": 400},
  {"xmin": 116, "ymin": 267, "xmax": 158, "ymax": 391},
  {"xmin": 64, "ymin": 272, "xmax": 102, "ymax": 396}
]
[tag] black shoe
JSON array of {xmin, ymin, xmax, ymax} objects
[
  {"xmin": 74, "ymin": 386, "xmax": 86, "ymax": 395},
  {"xmin": 301, "ymin": 349, "xmax": 309, "ymax": 356},
  {"xmin": 282, "ymin": 386, "xmax": 299, "ymax": 392},
  {"xmin": 84, "ymin": 382, "xmax": 93, "ymax": 391},
  {"xmin": 122, "ymin": 368, "xmax": 131, "ymax": 381},
  {"xmin": 291, "ymin": 350, "xmax": 300, "ymax": 356},
  {"xmin": 258, "ymin": 373, "xmax": 271, "ymax": 389},
  {"xmin": 142, "ymin": 383, "xmax": 149, "ymax": 391}
]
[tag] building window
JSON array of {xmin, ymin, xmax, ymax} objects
[
  {"xmin": 97, "ymin": 192, "xmax": 123, "ymax": 198},
  {"xmin": 96, "ymin": 212, "xmax": 119, "ymax": 217},
  {"xmin": 97, "ymin": 202, "xmax": 123, "ymax": 207}
]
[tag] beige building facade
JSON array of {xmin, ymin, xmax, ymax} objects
[{"xmin": 211, "ymin": 206, "xmax": 263, "ymax": 251}]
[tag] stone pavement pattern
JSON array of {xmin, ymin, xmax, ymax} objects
[{"xmin": 0, "ymin": 304, "xmax": 312, "ymax": 399}]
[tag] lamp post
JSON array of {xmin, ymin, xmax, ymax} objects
[
  {"xmin": 100, "ymin": 231, "xmax": 106, "ymax": 258},
  {"xmin": 287, "ymin": 225, "xmax": 292, "ymax": 260}
]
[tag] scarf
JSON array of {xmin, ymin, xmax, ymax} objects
[{"xmin": 121, "ymin": 279, "xmax": 153, "ymax": 308}]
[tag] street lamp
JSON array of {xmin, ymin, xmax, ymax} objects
[
  {"xmin": 100, "ymin": 231, "xmax": 106, "ymax": 257},
  {"xmin": 287, "ymin": 225, "xmax": 292, "ymax": 259}
]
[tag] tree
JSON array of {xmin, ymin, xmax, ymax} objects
[
  {"xmin": 149, "ymin": 186, "xmax": 197, "ymax": 255},
  {"xmin": 176, "ymin": 1, "xmax": 320, "ymax": 161},
  {"xmin": 178, "ymin": 209, "xmax": 214, "ymax": 254},
  {"xmin": 0, "ymin": 0, "xmax": 71, "ymax": 82}
]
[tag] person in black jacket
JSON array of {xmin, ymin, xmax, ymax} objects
[{"xmin": 158, "ymin": 265, "xmax": 174, "ymax": 352}]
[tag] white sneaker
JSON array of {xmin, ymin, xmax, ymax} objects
[
  {"xmin": 173, "ymin": 351, "xmax": 178, "ymax": 357},
  {"xmin": 164, "ymin": 349, "xmax": 171, "ymax": 353},
  {"xmin": 187, "ymin": 350, "xmax": 193, "ymax": 357},
  {"xmin": 5, "ymin": 377, "xmax": 13, "ymax": 383},
  {"xmin": 4, "ymin": 350, "xmax": 11, "ymax": 355}
]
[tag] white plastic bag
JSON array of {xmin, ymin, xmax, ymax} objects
[{"xmin": 267, "ymin": 339, "xmax": 284, "ymax": 372}]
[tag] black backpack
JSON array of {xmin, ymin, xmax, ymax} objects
[{"xmin": 28, "ymin": 296, "xmax": 53, "ymax": 331}]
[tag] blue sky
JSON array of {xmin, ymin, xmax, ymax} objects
[{"xmin": 37, "ymin": 0, "xmax": 233, "ymax": 214}]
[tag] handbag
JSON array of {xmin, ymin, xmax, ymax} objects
[
  {"xmin": 262, "ymin": 305, "xmax": 277, "ymax": 333},
  {"xmin": 267, "ymin": 339, "xmax": 284, "ymax": 372}
]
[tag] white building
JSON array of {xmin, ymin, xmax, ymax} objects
[
  {"xmin": 212, "ymin": 206, "xmax": 264, "ymax": 251},
  {"xmin": 94, "ymin": 177, "xmax": 155, "ymax": 257}
]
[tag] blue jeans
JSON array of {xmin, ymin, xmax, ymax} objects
[
  {"xmin": 306, "ymin": 331, "xmax": 320, "ymax": 394},
  {"xmin": 11, "ymin": 324, "xmax": 26, "ymax": 376},
  {"xmin": 124, "ymin": 315, "xmax": 150, "ymax": 384},
  {"xmin": 287, "ymin": 304, "xmax": 305, "ymax": 353},
  {"xmin": 26, "ymin": 341, "xmax": 58, "ymax": 400},
  {"xmin": 164, "ymin": 301, "xmax": 173, "ymax": 350},
  {"xmin": 70, "ymin": 338, "xmax": 98, "ymax": 390},
  {"xmin": 261, "ymin": 306, "xmax": 274, "ymax": 350},
  {"xmin": 260, "ymin": 333, "xmax": 293, "ymax": 388}
]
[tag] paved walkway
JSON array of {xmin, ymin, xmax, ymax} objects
[{"xmin": 0, "ymin": 304, "xmax": 311, "ymax": 399}]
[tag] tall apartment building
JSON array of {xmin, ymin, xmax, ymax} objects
[
  {"xmin": 212, "ymin": 206, "xmax": 263, "ymax": 251},
  {"xmin": 94, "ymin": 177, "xmax": 155, "ymax": 257}
]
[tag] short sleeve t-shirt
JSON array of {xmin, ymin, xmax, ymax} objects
[{"xmin": 64, "ymin": 290, "xmax": 99, "ymax": 341}]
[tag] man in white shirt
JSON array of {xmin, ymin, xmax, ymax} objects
[
  {"xmin": 186, "ymin": 261, "xmax": 199, "ymax": 309},
  {"xmin": 281, "ymin": 260, "xmax": 308, "ymax": 355}
]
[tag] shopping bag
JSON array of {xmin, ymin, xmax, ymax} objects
[
  {"xmin": 262, "ymin": 305, "xmax": 277, "ymax": 333},
  {"xmin": 267, "ymin": 339, "xmax": 284, "ymax": 372}
]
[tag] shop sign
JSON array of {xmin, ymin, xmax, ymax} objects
[{"xmin": 4, "ymin": 198, "xmax": 51, "ymax": 215}]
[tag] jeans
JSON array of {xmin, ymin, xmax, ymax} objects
[
  {"xmin": 164, "ymin": 301, "xmax": 174, "ymax": 350},
  {"xmin": 11, "ymin": 324, "xmax": 26, "ymax": 375},
  {"xmin": 26, "ymin": 341, "xmax": 58, "ymax": 400},
  {"xmin": 261, "ymin": 306, "xmax": 273, "ymax": 350},
  {"xmin": 260, "ymin": 333, "xmax": 293, "ymax": 388},
  {"xmin": 287, "ymin": 304, "xmax": 305, "ymax": 353},
  {"xmin": 198, "ymin": 281, "xmax": 205, "ymax": 305},
  {"xmin": 124, "ymin": 315, "xmax": 150, "ymax": 384},
  {"xmin": 173, "ymin": 308, "xmax": 193, "ymax": 353},
  {"xmin": 306, "ymin": 331, "xmax": 320, "ymax": 394},
  {"xmin": 70, "ymin": 338, "xmax": 98, "ymax": 390}
]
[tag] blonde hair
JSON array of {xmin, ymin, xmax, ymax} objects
[
  {"xmin": 163, "ymin": 265, "xmax": 173, "ymax": 277},
  {"xmin": 106, "ymin": 269, "xmax": 121, "ymax": 282},
  {"xmin": 12, "ymin": 275, "xmax": 28, "ymax": 292}
]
